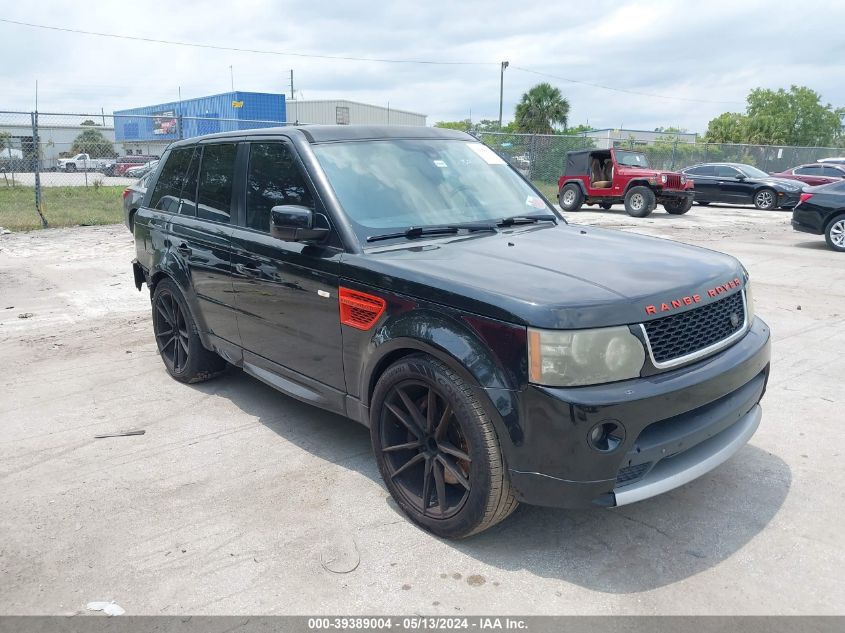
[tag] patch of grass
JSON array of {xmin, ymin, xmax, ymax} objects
[
  {"xmin": 0, "ymin": 185, "xmax": 125, "ymax": 231},
  {"xmin": 531, "ymin": 181, "xmax": 559, "ymax": 203}
]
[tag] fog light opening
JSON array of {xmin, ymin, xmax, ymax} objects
[{"xmin": 588, "ymin": 421, "xmax": 625, "ymax": 452}]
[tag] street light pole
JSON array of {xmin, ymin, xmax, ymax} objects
[{"xmin": 498, "ymin": 61, "xmax": 509, "ymax": 129}]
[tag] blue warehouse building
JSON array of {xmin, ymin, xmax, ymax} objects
[{"xmin": 114, "ymin": 91, "xmax": 286, "ymax": 153}]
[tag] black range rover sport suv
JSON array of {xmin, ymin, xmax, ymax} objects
[{"xmin": 131, "ymin": 126, "xmax": 771, "ymax": 538}]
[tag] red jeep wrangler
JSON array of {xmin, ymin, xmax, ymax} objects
[{"xmin": 558, "ymin": 149, "xmax": 694, "ymax": 217}]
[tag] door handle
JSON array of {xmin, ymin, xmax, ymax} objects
[
  {"xmin": 176, "ymin": 242, "xmax": 192, "ymax": 256},
  {"xmin": 236, "ymin": 262, "xmax": 260, "ymax": 277}
]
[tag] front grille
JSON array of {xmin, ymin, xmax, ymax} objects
[
  {"xmin": 616, "ymin": 462, "xmax": 651, "ymax": 486},
  {"xmin": 643, "ymin": 290, "xmax": 745, "ymax": 364},
  {"xmin": 665, "ymin": 173, "xmax": 683, "ymax": 189}
]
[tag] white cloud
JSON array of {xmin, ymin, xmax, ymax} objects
[{"xmin": 1, "ymin": 0, "xmax": 844, "ymax": 132}]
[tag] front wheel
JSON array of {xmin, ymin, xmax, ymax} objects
[
  {"xmin": 370, "ymin": 355, "xmax": 518, "ymax": 538},
  {"xmin": 664, "ymin": 197, "xmax": 693, "ymax": 215},
  {"xmin": 151, "ymin": 279, "xmax": 226, "ymax": 383},
  {"xmin": 65, "ymin": 164, "xmax": 77, "ymax": 172},
  {"xmin": 825, "ymin": 214, "xmax": 845, "ymax": 252},
  {"xmin": 559, "ymin": 183, "xmax": 583, "ymax": 211},
  {"xmin": 754, "ymin": 188, "xmax": 777, "ymax": 210},
  {"xmin": 624, "ymin": 186, "xmax": 656, "ymax": 217}
]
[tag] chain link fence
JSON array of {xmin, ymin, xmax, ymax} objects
[
  {"xmin": 3, "ymin": 111, "xmax": 845, "ymax": 230},
  {"xmin": 473, "ymin": 130, "xmax": 845, "ymax": 199},
  {"xmin": 0, "ymin": 110, "xmax": 292, "ymax": 230}
]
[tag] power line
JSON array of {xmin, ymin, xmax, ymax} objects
[
  {"xmin": 0, "ymin": 17, "xmax": 494, "ymax": 66},
  {"xmin": 1, "ymin": 17, "xmax": 745, "ymax": 106},
  {"xmin": 510, "ymin": 66, "xmax": 744, "ymax": 106}
]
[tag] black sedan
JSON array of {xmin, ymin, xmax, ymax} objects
[
  {"xmin": 681, "ymin": 163, "xmax": 803, "ymax": 210},
  {"xmin": 792, "ymin": 180, "xmax": 845, "ymax": 252}
]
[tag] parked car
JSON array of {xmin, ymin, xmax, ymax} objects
[
  {"xmin": 770, "ymin": 163, "xmax": 845, "ymax": 187},
  {"xmin": 104, "ymin": 155, "xmax": 161, "ymax": 177},
  {"xmin": 131, "ymin": 126, "xmax": 769, "ymax": 538},
  {"xmin": 680, "ymin": 163, "xmax": 803, "ymax": 210},
  {"xmin": 791, "ymin": 180, "xmax": 845, "ymax": 252},
  {"xmin": 124, "ymin": 160, "xmax": 159, "ymax": 179},
  {"xmin": 56, "ymin": 153, "xmax": 112, "ymax": 172},
  {"xmin": 123, "ymin": 171, "xmax": 154, "ymax": 233},
  {"xmin": 558, "ymin": 148, "xmax": 694, "ymax": 217}
]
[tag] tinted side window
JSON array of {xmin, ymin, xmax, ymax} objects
[
  {"xmin": 715, "ymin": 165, "xmax": 739, "ymax": 178},
  {"xmin": 687, "ymin": 165, "xmax": 714, "ymax": 176},
  {"xmin": 150, "ymin": 148, "xmax": 193, "ymax": 213},
  {"xmin": 179, "ymin": 148, "xmax": 200, "ymax": 217},
  {"xmin": 246, "ymin": 142, "xmax": 314, "ymax": 232},
  {"xmin": 196, "ymin": 144, "xmax": 237, "ymax": 223},
  {"xmin": 821, "ymin": 166, "xmax": 843, "ymax": 177},
  {"xmin": 795, "ymin": 165, "xmax": 822, "ymax": 175}
]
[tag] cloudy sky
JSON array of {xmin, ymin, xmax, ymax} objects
[{"xmin": 3, "ymin": 0, "xmax": 845, "ymax": 133}]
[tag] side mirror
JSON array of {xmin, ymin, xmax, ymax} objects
[
  {"xmin": 735, "ymin": 174, "xmax": 746, "ymax": 181},
  {"xmin": 270, "ymin": 205, "xmax": 330, "ymax": 242}
]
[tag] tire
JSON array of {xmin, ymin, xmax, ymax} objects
[
  {"xmin": 559, "ymin": 183, "xmax": 583, "ymax": 211},
  {"xmin": 599, "ymin": 202, "xmax": 613, "ymax": 210},
  {"xmin": 696, "ymin": 201, "xmax": 711, "ymax": 206},
  {"xmin": 754, "ymin": 188, "xmax": 777, "ymax": 210},
  {"xmin": 66, "ymin": 163, "xmax": 77, "ymax": 172},
  {"xmin": 664, "ymin": 197, "xmax": 693, "ymax": 215},
  {"xmin": 825, "ymin": 214, "xmax": 845, "ymax": 252},
  {"xmin": 370, "ymin": 354, "xmax": 518, "ymax": 539},
  {"xmin": 151, "ymin": 278, "xmax": 226, "ymax": 383},
  {"xmin": 624, "ymin": 186, "xmax": 656, "ymax": 218}
]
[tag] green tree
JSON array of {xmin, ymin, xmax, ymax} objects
[
  {"xmin": 0, "ymin": 131, "xmax": 10, "ymax": 152},
  {"xmin": 514, "ymin": 83, "xmax": 570, "ymax": 134},
  {"xmin": 704, "ymin": 86, "xmax": 844, "ymax": 146},
  {"xmin": 80, "ymin": 119, "xmax": 100, "ymax": 127},
  {"xmin": 434, "ymin": 119, "xmax": 472, "ymax": 132},
  {"xmin": 71, "ymin": 128, "xmax": 115, "ymax": 158}
]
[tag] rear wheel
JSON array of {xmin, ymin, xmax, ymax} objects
[
  {"xmin": 151, "ymin": 279, "xmax": 226, "ymax": 383},
  {"xmin": 754, "ymin": 188, "xmax": 776, "ymax": 210},
  {"xmin": 825, "ymin": 214, "xmax": 845, "ymax": 252},
  {"xmin": 624, "ymin": 186, "xmax": 656, "ymax": 218},
  {"xmin": 664, "ymin": 197, "xmax": 693, "ymax": 215},
  {"xmin": 370, "ymin": 355, "xmax": 517, "ymax": 538},
  {"xmin": 559, "ymin": 183, "xmax": 583, "ymax": 211}
]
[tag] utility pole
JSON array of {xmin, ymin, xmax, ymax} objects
[
  {"xmin": 498, "ymin": 61, "xmax": 509, "ymax": 129},
  {"xmin": 290, "ymin": 70, "xmax": 295, "ymax": 100},
  {"xmin": 230, "ymin": 65, "xmax": 234, "ymax": 92}
]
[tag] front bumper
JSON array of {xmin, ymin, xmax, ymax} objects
[
  {"xmin": 657, "ymin": 188, "xmax": 695, "ymax": 201},
  {"xmin": 776, "ymin": 191, "xmax": 801, "ymax": 209},
  {"xmin": 505, "ymin": 317, "xmax": 771, "ymax": 508}
]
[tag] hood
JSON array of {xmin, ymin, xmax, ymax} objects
[
  {"xmin": 758, "ymin": 177, "xmax": 802, "ymax": 190},
  {"xmin": 342, "ymin": 224, "xmax": 745, "ymax": 329}
]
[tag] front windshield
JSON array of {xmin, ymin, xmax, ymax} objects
[
  {"xmin": 738, "ymin": 165, "xmax": 770, "ymax": 179},
  {"xmin": 312, "ymin": 139, "xmax": 554, "ymax": 236},
  {"xmin": 615, "ymin": 150, "xmax": 651, "ymax": 168}
]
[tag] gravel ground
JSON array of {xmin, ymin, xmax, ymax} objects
[{"xmin": 0, "ymin": 203, "xmax": 842, "ymax": 615}]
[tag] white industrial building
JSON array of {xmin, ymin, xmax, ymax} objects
[
  {"xmin": 584, "ymin": 128, "xmax": 698, "ymax": 149},
  {"xmin": 286, "ymin": 99, "xmax": 426, "ymax": 126}
]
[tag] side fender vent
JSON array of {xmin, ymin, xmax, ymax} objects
[{"xmin": 339, "ymin": 287, "xmax": 386, "ymax": 330}]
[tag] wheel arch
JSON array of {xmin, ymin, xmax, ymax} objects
[
  {"xmin": 559, "ymin": 179, "xmax": 587, "ymax": 197},
  {"xmin": 825, "ymin": 211, "xmax": 845, "ymax": 232},
  {"xmin": 624, "ymin": 179, "xmax": 656, "ymax": 194}
]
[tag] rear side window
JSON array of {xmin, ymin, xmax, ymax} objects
[
  {"xmin": 246, "ymin": 142, "xmax": 314, "ymax": 232},
  {"xmin": 795, "ymin": 165, "xmax": 822, "ymax": 175},
  {"xmin": 821, "ymin": 166, "xmax": 844, "ymax": 177},
  {"xmin": 686, "ymin": 165, "xmax": 714, "ymax": 176},
  {"xmin": 196, "ymin": 144, "xmax": 237, "ymax": 223},
  {"xmin": 149, "ymin": 148, "xmax": 193, "ymax": 213},
  {"xmin": 176, "ymin": 148, "xmax": 200, "ymax": 217},
  {"xmin": 715, "ymin": 165, "xmax": 739, "ymax": 178}
]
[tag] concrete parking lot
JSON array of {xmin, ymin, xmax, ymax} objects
[{"xmin": 0, "ymin": 204, "xmax": 842, "ymax": 615}]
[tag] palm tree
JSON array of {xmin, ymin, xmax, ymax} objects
[{"xmin": 514, "ymin": 83, "xmax": 570, "ymax": 134}]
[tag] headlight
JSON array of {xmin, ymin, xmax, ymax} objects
[
  {"xmin": 681, "ymin": 175, "xmax": 687, "ymax": 184},
  {"xmin": 528, "ymin": 326, "xmax": 646, "ymax": 387},
  {"xmin": 660, "ymin": 174, "xmax": 668, "ymax": 184},
  {"xmin": 744, "ymin": 279, "xmax": 755, "ymax": 324}
]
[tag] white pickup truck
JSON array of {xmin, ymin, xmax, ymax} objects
[{"xmin": 56, "ymin": 153, "xmax": 112, "ymax": 172}]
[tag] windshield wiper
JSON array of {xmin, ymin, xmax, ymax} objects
[
  {"xmin": 497, "ymin": 213, "xmax": 558, "ymax": 227},
  {"xmin": 366, "ymin": 223, "xmax": 496, "ymax": 243}
]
